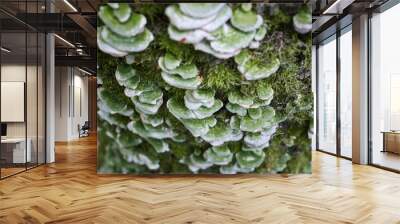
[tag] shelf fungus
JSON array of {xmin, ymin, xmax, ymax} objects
[
  {"xmin": 204, "ymin": 145, "xmax": 234, "ymax": 166},
  {"xmin": 227, "ymin": 86, "xmax": 274, "ymax": 111},
  {"xmin": 220, "ymin": 144, "xmax": 267, "ymax": 174},
  {"xmin": 230, "ymin": 3, "xmax": 263, "ymax": 32},
  {"xmin": 167, "ymin": 89, "xmax": 223, "ymax": 137},
  {"xmin": 106, "ymin": 63, "xmax": 180, "ymax": 154},
  {"xmin": 219, "ymin": 162, "xmax": 254, "ymax": 174},
  {"xmin": 165, "ymin": 3, "xmax": 267, "ymax": 59},
  {"xmin": 239, "ymin": 107, "xmax": 276, "ymax": 133},
  {"xmin": 181, "ymin": 149, "xmax": 213, "ymax": 173},
  {"xmin": 128, "ymin": 118, "xmax": 177, "ymax": 155},
  {"xmin": 97, "ymin": 97, "xmax": 131, "ymax": 129},
  {"xmin": 97, "ymin": 109, "xmax": 130, "ymax": 128},
  {"xmin": 159, "ymin": 53, "xmax": 202, "ymax": 90},
  {"xmin": 98, "ymin": 88, "xmax": 132, "ymax": 117},
  {"xmin": 236, "ymin": 150, "xmax": 265, "ymax": 171},
  {"xmin": 115, "ymin": 130, "xmax": 161, "ymax": 170},
  {"xmin": 98, "ymin": 3, "xmax": 154, "ymax": 57},
  {"xmin": 115, "ymin": 130, "xmax": 143, "ymax": 149},
  {"xmin": 131, "ymin": 89, "xmax": 163, "ymax": 115},
  {"xmin": 219, "ymin": 87, "xmax": 279, "ymax": 174},
  {"xmin": 115, "ymin": 64, "xmax": 164, "ymax": 115},
  {"xmin": 122, "ymin": 149, "xmax": 161, "ymax": 170},
  {"xmin": 235, "ymin": 50, "xmax": 280, "ymax": 81},
  {"xmin": 293, "ymin": 6, "xmax": 312, "ymax": 34},
  {"xmin": 243, "ymin": 126, "xmax": 277, "ymax": 151},
  {"xmin": 201, "ymin": 121, "xmax": 243, "ymax": 146},
  {"xmin": 167, "ymin": 93, "xmax": 223, "ymax": 120}
]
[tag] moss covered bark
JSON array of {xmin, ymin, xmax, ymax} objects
[{"xmin": 97, "ymin": 3, "xmax": 312, "ymax": 174}]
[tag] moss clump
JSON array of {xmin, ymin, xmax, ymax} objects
[{"xmin": 205, "ymin": 63, "xmax": 241, "ymax": 92}]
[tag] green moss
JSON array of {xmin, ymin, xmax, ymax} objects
[
  {"xmin": 134, "ymin": 4, "xmax": 165, "ymax": 24},
  {"xmin": 262, "ymin": 135, "xmax": 291, "ymax": 173},
  {"xmin": 265, "ymin": 8, "xmax": 291, "ymax": 32},
  {"xmin": 205, "ymin": 63, "xmax": 241, "ymax": 92},
  {"xmin": 170, "ymin": 141, "xmax": 193, "ymax": 159},
  {"xmin": 158, "ymin": 34, "xmax": 196, "ymax": 62}
]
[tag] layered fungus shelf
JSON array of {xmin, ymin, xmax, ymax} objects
[{"xmin": 97, "ymin": 3, "xmax": 312, "ymax": 174}]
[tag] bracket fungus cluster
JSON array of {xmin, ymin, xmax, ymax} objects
[
  {"xmin": 167, "ymin": 89, "xmax": 223, "ymax": 137},
  {"xmin": 97, "ymin": 3, "xmax": 312, "ymax": 174},
  {"xmin": 234, "ymin": 50, "xmax": 280, "ymax": 81},
  {"xmin": 158, "ymin": 53, "xmax": 202, "ymax": 89},
  {"xmin": 166, "ymin": 3, "xmax": 267, "ymax": 59},
  {"xmin": 218, "ymin": 86, "xmax": 280, "ymax": 174},
  {"xmin": 98, "ymin": 3, "xmax": 154, "ymax": 57},
  {"xmin": 99, "ymin": 64, "xmax": 186, "ymax": 170},
  {"xmin": 179, "ymin": 121, "xmax": 244, "ymax": 173}
]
